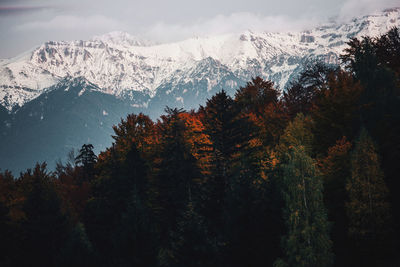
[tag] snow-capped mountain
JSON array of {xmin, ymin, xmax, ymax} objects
[
  {"xmin": 0, "ymin": 76, "xmax": 140, "ymax": 173},
  {"xmin": 1, "ymin": 8, "xmax": 399, "ymax": 113}
]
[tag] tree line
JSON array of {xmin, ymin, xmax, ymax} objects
[{"xmin": 0, "ymin": 28, "xmax": 399, "ymax": 267}]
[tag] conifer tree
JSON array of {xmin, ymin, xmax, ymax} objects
[
  {"xmin": 160, "ymin": 201, "xmax": 218, "ymax": 267},
  {"xmin": 84, "ymin": 142, "xmax": 149, "ymax": 264},
  {"xmin": 0, "ymin": 200, "xmax": 12, "ymax": 266},
  {"xmin": 113, "ymin": 189, "xmax": 157, "ymax": 266},
  {"xmin": 198, "ymin": 91, "xmax": 237, "ymax": 231},
  {"xmin": 342, "ymin": 28, "xmax": 400, "ymax": 236},
  {"xmin": 75, "ymin": 144, "xmax": 97, "ymax": 181},
  {"xmin": 200, "ymin": 91, "xmax": 259, "ymax": 253},
  {"xmin": 21, "ymin": 163, "xmax": 70, "ymax": 267},
  {"xmin": 153, "ymin": 107, "xmax": 202, "ymax": 241},
  {"xmin": 235, "ymin": 76, "xmax": 279, "ymax": 115},
  {"xmin": 346, "ymin": 129, "xmax": 393, "ymax": 265},
  {"xmin": 276, "ymin": 146, "xmax": 333, "ymax": 267},
  {"xmin": 58, "ymin": 223, "xmax": 94, "ymax": 267},
  {"xmin": 319, "ymin": 137, "xmax": 352, "ymax": 265},
  {"xmin": 75, "ymin": 144, "xmax": 97, "ymax": 169},
  {"xmin": 283, "ymin": 62, "xmax": 337, "ymax": 119},
  {"xmin": 311, "ymin": 71, "xmax": 362, "ymax": 155}
]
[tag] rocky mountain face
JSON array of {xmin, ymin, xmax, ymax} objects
[
  {"xmin": 0, "ymin": 77, "xmax": 140, "ymax": 173},
  {"xmin": 0, "ymin": 8, "xmax": 399, "ymax": 173},
  {"xmin": 1, "ymin": 8, "xmax": 400, "ymax": 113}
]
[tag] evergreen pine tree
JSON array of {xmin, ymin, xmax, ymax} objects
[
  {"xmin": 113, "ymin": 189, "xmax": 157, "ymax": 267},
  {"xmin": 153, "ymin": 107, "xmax": 202, "ymax": 242},
  {"xmin": 84, "ymin": 142, "xmax": 149, "ymax": 264},
  {"xmin": 346, "ymin": 129, "xmax": 394, "ymax": 265},
  {"xmin": 160, "ymin": 201, "xmax": 218, "ymax": 267},
  {"xmin": 311, "ymin": 71, "xmax": 362, "ymax": 155},
  {"xmin": 21, "ymin": 163, "xmax": 70, "ymax": 267},
  {"xmin": 75, "ymin": 144, "xmax": 97, "ymax": 169},
  {"xmin": 58, "ymin": 223, "xmax": 94, "ymax": 267},
  {"xmin": 199, "ymin": 90, "xmax": 253, "ymax": 226},
  {"xmin": 283, "ymin": 62, "xmax": 337, "ymax": 119},
  {"xmin": 75, "ymin": 144, "xmax": 97, "ymax": 181},
  {"xmin": 319, "ymin": 137, "xmax": 352, "ymax": 266},
  {"xmin": 342, "ymin": 28, "xmax": 400, "ymax": 240}
]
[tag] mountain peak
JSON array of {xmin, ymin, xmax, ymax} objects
[
  {"xmin": 56, "ymin": 76, "xmax": 99, "ymax": 89},
  {"xmin": 91, "ymin": 31, "xmax": 154, "ymax": 47},
  {"xmin": 0, "ymin": 8, "xmax": 399, "ymax": 112}
]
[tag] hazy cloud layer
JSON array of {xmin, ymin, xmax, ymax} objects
[
  {"xmin": 0, "ymin": 6, "xmax": 50, "ymax": 16},
  {"xmin": 338, "ymin": 0, "xmax": 400, "ymax": 21},
  {"xmin": 143, "ymin": 13, "xmax": 322, "ymax": 43},
  {"xmin": 0, "ymin": 0, "xmax": 398, "ymax": 58},
  {"xmin": 15, "ymin": 15, "xmax": 123, "ymax": 31}
]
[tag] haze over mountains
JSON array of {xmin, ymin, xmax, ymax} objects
[{"xmin": 1, "ymin": 7, "xmax": 399, "ymax": 173}]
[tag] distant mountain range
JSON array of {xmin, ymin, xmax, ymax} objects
[{"xmin": 1, "ymin": 8, "xmax": 399, "ymax": 173}]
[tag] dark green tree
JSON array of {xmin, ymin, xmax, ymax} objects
[
  {"xmin": 311, "ymin": 71, "xmax": 363, "ymax": 155},
  {"xmin": 0, "ymin": 199, "xmax": 13, "ymax": 266},
  {"xmin": 199, "ymin": 90, "xmax": 253, "ymax": 226},
  {"xmin": 346, "ymin": 129, "xmax": 394, "ymax": 266},
  {"xmin": 20, "ymin": 163, "xmax": 70, "ymax": 267},
  {"xmin": 319, "ymin": 137, "xmax": 352, "ymax": 266},
  {"xmin": 153, "ymin": 107, "xmax": 202, "ymax": 242},
  {"xmin": 75, "ymin": 144, "xmax": 97, "ymax": 167},
  {"xmin": 160, "ymin": 201, "xmax": 218, "ymax": 267},
  {"xmin": 58, "ymin": 223, "xmax": 94, "ymax": 267},
  {"xmin": 113, "ymin": 189, "xmax": 157, "ymax": 267},
  {"xmin": 276, "ymin": 146, "xmax": 333, "ymax": 267},
  {"xmin": 341, "ymin": 28, "xmax": 400, "ymax": 237},
  {"xmin": 84, "ymin": 141, "xmax": 149, "ymax": 265},
  {"xmin": 283, "ymin": 62, "xmax": 336, "ymax": 119},
  {"xmin": 235, "ymin": 76, "xmax": 279, "ymax": 115}
]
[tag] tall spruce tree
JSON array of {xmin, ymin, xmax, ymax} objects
[
  {"xmin": 160, "ymin": 201, "xmax": 218, "ymax": 267},
  {"xmin": 58, "ymin": 223, "xmax": 94, "ymax": 267},
  {"xmin": 21, "ymin": 163, "xmax": 70, "ymax": 267},
  {"xmin": 198, "ymin": 91, "xmax": 239, "ymax": 233},
  {"xmin": 346, "ymin": 129, "xmax": 394, "ymax": 266},
  {"xmin": 84, "ymin": 141, "xmax": 149, "ymax": 265},
  {"xmin": 200, "ymin": 90, "xmax": 264, "ymax": 266},
  {"xmin": 113, "ymin": 189, "xmax": 157, "ymax": 267},
  {"xmin": 342, "ymin": 28, "xmax": 400, "ymax": 241},
  {"xmin": 319, "ymin": 137, "xmax": 352, "ymax": 266},
  {"xmin": 283, "ymin": 62, "xmax": 337, "ymax": 119},
  {"xmin": 311, "ymin": 71, "xmax": 362, "ymax": 155},
  {"xmin": 153, "ymin": 107, "xmax": 202, "ymax": 242},
  {"xmin": 75, "ymin": 144, "xmax": 97, "ymax": 169}
]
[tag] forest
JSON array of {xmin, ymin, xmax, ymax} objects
[{"xmin": 0, "ymin": 28, "xmax": 399, "ymax": 267}]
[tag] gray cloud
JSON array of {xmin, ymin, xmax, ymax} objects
[
  {"xmin": 142, "ymin": 12, "xmax": 323, "ymax": 43},
  {"xmin": 15, "ymin": 15, "xmax": 123, "ymax": 31},
  {"xmin": 338, "ymin": 0, "xmax": 400, "ymax": 21},
  {"xmin": 0, "ymin": 5, "xmax": 53, "ymax": 16}
]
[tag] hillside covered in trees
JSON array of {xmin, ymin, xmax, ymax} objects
[{"xmin": 0, "ymin": 28, "xmax": 399, "ymax": 267}]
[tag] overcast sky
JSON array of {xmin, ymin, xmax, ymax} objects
[{"xmin": 0, "ymin": 0, "xmax": 398, "ymax": 58}]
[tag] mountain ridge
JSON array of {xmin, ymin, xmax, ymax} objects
[{"xmin": 1, "ymin": 7, "xmax": 399, "ymax": 113}]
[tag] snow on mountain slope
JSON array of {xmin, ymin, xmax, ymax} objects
[{"xmin": 1, "ymin": 8, "xmax": 399, "ymax": 111}]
